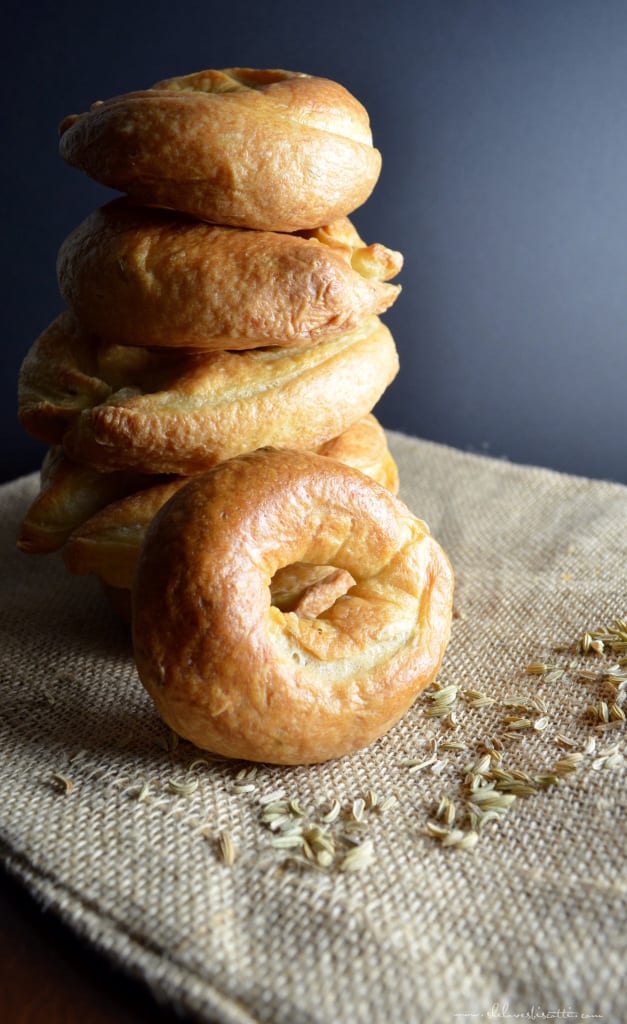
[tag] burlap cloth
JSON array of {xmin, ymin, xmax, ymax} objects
[{"xmin": 1, "ymin": 432, "xmax": 625, "ymax": 1024}]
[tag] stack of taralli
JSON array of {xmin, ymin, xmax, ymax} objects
[{"xmin": 17, "ymin": 68, "xmax": 454, "ymax": 764}]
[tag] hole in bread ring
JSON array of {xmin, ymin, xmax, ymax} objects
[
  {"xmin": 269, "ymin": 564, "xmax": 356, "ymax": 617},
  {"xmin": 132, "ymin": 449, "xmax": 454, "ymax": 765}
]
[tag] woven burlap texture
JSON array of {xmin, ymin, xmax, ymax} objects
[{"xmin": 1, "ymin": 432, "xmax": 625, "ymax": 1024}]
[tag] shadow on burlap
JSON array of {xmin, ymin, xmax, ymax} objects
[{"xmin": 1, "ymin": 432, "xmax": 625, "ymax": 1024}]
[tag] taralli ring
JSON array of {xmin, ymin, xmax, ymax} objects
[
  {"xmin": 58, "ymin": 68, "xmax": 383, "ymax": 232},
  {"xmin": 56, "ymin": 201, "xmax": 402, "ymax": 350},
  {"xmin": 59, "ymin": 414, "xmax": 399, "ymax": 594},
  {"xmin": 16, "ymin": 447, "xmax": 166, "ymax": 555},
  {"xmin": 132, "ymin": 448, "xmax": 454, "ymax": 765},
  {"xmin": 18, "ymin": 312, "xmax": 399, "ymax": 474}
]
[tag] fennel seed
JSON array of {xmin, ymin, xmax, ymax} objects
[{"xmin": 217, "ymin": 829, "xmax": 236, "ymax": 865}]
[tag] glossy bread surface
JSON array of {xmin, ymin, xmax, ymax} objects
[
  {"xmin": 20, "ymin": 313, "xmax": 399, "ymax": 474},
  {"xmin": 132, "ymin": 449, "xmax": 454, "ymax": 764},
  {"xmin": 56, "ymin": 202, "xmax": 401, "ymax": 349},
  {"xmin": 59, "ymin": 68, "xmax": 382, "ymax": 231}
]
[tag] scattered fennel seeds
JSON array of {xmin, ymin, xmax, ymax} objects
[
  {"xmin": 128, "ymin": 618, "xmax": 626, "ymax": 866},
  {"xmin": 606, "ymin": 664, "xmax": 627, "ymax": 687},
  {"xmin": 587, "ymin": 701, "xmax": 610, "ymax": 724},
  {"xmin": 136, "ymin": 781, "xmax": 151, "ymax": 802},
  {"xmin": 351, "ymin": 797, "xmax": 366, "ymax": 822},
  {"xmin": 316, "ymin": 849, "xmax": 335, "ymax": 868},
  {"xmin": 231, "ymin": 782, "xmax": 258, "ymax": 795},
  {"xmin": 253, "ymin": 786, "xmax": 398, "ymax": 872},
  {"xmin": 440, "ymin": 740, "xmax": 467, "ymax": 753},
  {"xmin": 264, "ymin": 813, "xmax": 293, "ymax": 832},
  {"xmin": 441, "ymin": 829, "xmax": 479, "ymax": 850},
  {"xmin": 425, "ymin": 821, "xmax": 450, "ymax": 839},
  {"xmin": 420, "ymin": 617, "xmax": 627, "ymax": 850},
  {"xmin": 435, "ymin": 796, "xmax": 456, "ymax": 826},
  {"xmin": 502, "ymin": 716, "xmax": 534, "ymax": 732},
  {"xmin": 271, "ymin": 833, "xmax": 305, "ymax": 850},
  {"xmin": 229, "ymin": 766, "xmax": 259, "ymax": 794},
  {"xmin": 465, "ymin": 754, "xmax": 491, "ymax": 778},
  {"xmin": 482, "ymin": 735, "xmax": 504, "ymax": 751},
  {"xmin": 587, "ymin": 742, "xmax": 623, "ymax": 771},
  {"xmin": 587, "ymin": 700, "xmax": 626, "ymax": 724},
  {"xmin": 364, "ymin": 789, "xmax": 379, "ymax": 810},
  {"xmin": 375, "ymin": 794, "xmax": 398, "ymax": 813},
  {"xmin": 339, "ymin": 839, "xmax": 375, "ymax": 872},
  {"xmin": 430, "ymin": 682, "xmax": 458, "ymax": 701},
  {"xmin": 425, "ymin": 821, "xmax": 479, "ymax": 849},
  {"xmin": 493, "ymin": 780, "xmax": 538, "ymax": 798},
  {"xmin": 551, "ymin": 753, "xmax": 584, "ymax": 775},
  {"xmin": 543, "ymin": 668, "xmax": 566, "ymax": 684},
  {"xmin": 525, "ymin": 662, "xmax": 551, "ymax": 675},
  {"xmin": 187, "ymin": 754, "xmax": 230, "ymax": 768},
  {"xmin": 217, "ymin": 829, "xmax": 236, "ymax": 866},
  {"xmin": 583, "ymin": 735, "xmax": 597, "ymax": 755},
  {"xmin": 581, "ymin": 620, "xmax": 627, "ymax": 656},
  {"xmin": 606, "ymin": 680, "xmax": 627, "ymax": 707},
  {"xmin": 468, "ymin": 790, "xmax": 516, "ymax": 814},
  {"xmin": 462, "ymin": 689, "xmax": 496, "ymax": 708},
  {"xmin": 50, "ymin": 771, "xmax": 74, "ymax": 795},
  {"xmin": 525, "ymin": 661, "xmax": 569, "ymax": 684},
  {"xmin": 320, "ymin": 799, "xmax": 341, "ymax": 823},
  {"xmin": 441, "ymin": 710, "xmax": 459, "ymax": 729},
  {"xmin": 167, "ymin": 776, "xmax": 199, "ymax": 797},
  {"xmin": 258, "ymin": 788, "xmax": 288, "ymax": 806},
  {"xmin": 425, "ymin": 684, "xmax": 458, "ymax": 718},
  {"xmin": 403, "ymin": 755, "xmax": 438, "ymax": 773},
  {"xmin": 503, "ymin": 695, "xmax": 548, "ymax": 714}
]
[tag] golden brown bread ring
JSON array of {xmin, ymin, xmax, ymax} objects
[
  {"xmin": 132, "ymin": 448, "xmax": 454, "ymax": 764},
  {"xmin": 16, "ymin": 447, "xmax": 168, "ymax": 554},
  {"xmin": 19, "ymin": 312, "xmax": 399, "ymax": 474},
  {"xmin": 18, "ymin": 311, "xmax": 187, "ymax": 446},
  {"xmin": 65, "ymin": 478, "xmax": 184, "ymax": 590},
  {"xmin": 62, "ymin": 415, "xmax": 399, "ymax": 589},
  {"xmin": 317, "ymin": 414, "xmax": 399, "ymax": 494},
  {"xmin": 58, "ymin": 68, "xmax": 382, "ymax": 232},
  {"xmin": 56, "ymin": 201, "xmax": 402, "ymax": 350}
]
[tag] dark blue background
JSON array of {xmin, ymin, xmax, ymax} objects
[{"xmin": 4, "ymin": 0, "xmax": 626, "ymax": 484}]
